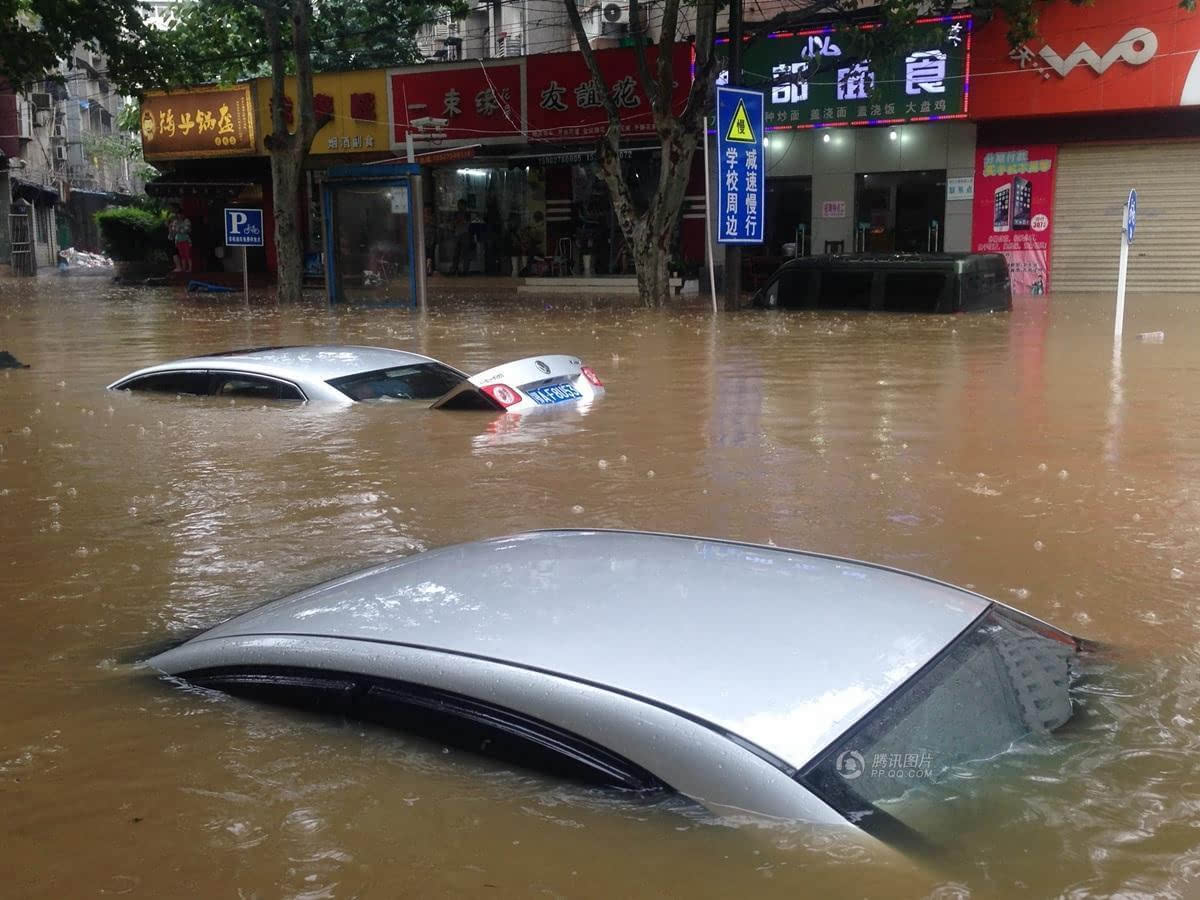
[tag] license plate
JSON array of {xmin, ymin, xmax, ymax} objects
[{"xmin": 527, "ymin": 382, "xmax": 582, "ymax": 405}]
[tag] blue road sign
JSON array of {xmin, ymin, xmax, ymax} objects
[
  {"xmin": 715, "ymin": 86, "xmax": 765, "ymax": 245},
  {"xmin": 224, "ymin": 208, "xmax": 264, "ymax": 247},
  {"xmin": 1126, "ymin": 189, "xmax": 1137, "ymax": 245}
]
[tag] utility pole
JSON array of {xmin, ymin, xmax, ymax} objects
[{"xmin": 723, "ymin": 0, "xmax": 743, "ymax": 311}]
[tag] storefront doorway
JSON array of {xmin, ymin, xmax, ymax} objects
[
  {"xmin": 766, "ymin": 176, "xmax": 812, "ymax": 256},
  {"xmin": 854, "ymin": 171, "xmax": 946, "ymax": 253}
]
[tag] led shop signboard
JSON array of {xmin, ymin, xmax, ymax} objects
[{"xmin": 716, "ymin": 14, "xmax": 972, "ymax": 130}]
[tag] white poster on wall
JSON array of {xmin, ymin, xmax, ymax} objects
[
  {"xmin": 821, "ymin": 200, "xmax": 847, "ymax": 218},
  {"xmin": 946, "ymin": 176, "xmax": 974, "ymax": 201}
]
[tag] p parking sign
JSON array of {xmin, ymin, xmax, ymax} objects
[
  {"xmin": 224, "ymin": 208, "xmax": 264, "ymax": 247},
  {"xmin": 715, "ymin": 87, "xmax": 765, "ymax": 245}
]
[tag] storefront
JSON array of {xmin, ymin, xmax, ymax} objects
[
  {"xmin": 388, "ymin": 44, "xmax": 704, "ymax": 278},
  {"xmin": 970, "ymin": 0, "xmax": 1200, "ymax": 293},
  {"xmin": 142, "ymin": 71, "xmax": 396, "ymax": 279},
  {"xmin": 717, "ymin": 13, "xmax": 975, "ymax": 276}
]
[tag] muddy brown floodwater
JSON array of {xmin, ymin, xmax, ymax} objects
[{"xmin": 2, "ymin": 277, "xmax": 1200, "ymax": 898}]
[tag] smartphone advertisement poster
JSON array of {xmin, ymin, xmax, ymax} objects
[{"xmin": 971, "ymin": 145, "xmax": 1058, "ymax": 296}]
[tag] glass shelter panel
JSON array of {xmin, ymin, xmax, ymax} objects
[{"xmin": 330, "ymin": 182, "xmax": 413, "ymax": 305}]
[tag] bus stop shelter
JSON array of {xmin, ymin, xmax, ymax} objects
[{"xmin": 322, "ymin": 162, "xmax": 424, "ymax": 307}]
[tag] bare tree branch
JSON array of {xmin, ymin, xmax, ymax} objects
[
  {"xmin": 293, "ymin": 0, "xmax": 316, "ymax": 150},
  {"xmin": 562, "ymin": 0, "xmax": 624, "ymax": 127},
  {"xmin": 264, "ymin": 0, "xmax": 287, "ymax": 148},
  {"xmin": 629, "ymin": 0, "xmax": 661, "ymax": 114}
]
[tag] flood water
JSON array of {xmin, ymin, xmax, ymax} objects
[{"xmin": 3, "ymin": 277, "xmax": 1200, "ymax": 898}]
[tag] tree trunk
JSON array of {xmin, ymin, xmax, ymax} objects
[
  {"xmin": 262, "ymin": 0, "xmax": 316, "ymax": 304},
  {"xmin": 561, "ymin": 0, "xmax": 718, "ymax": 310},
  {"xmin": 632, "ymin": 225, "xmax": 671, "ymax": 307},
  {"xmin": 270, "ymin": 150, "xmax": 304, "ymax": 303}
]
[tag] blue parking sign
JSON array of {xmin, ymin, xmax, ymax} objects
[
  {"xmin": 715, "ymin": 87, "xmax": 765, "ymax": 245},
  {"xmin": 224, "ymin": 208, "xmax": 264, "ymax": 247}
]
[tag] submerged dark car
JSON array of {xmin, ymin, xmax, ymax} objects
[{"xmin": 754, "ymin": 253, "xmax": 1012, "ymax": 314}]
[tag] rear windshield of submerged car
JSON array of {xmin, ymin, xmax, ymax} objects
[
  {"xmin": 328, "ymin": 364, "xmax": 465, "ymax": 401},
  {"xmin": 798, "ymin": 606, "xmax": 1078, "ymax": 843}
]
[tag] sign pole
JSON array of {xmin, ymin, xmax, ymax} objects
[
  {"xmin": 1114, "ymin": 189, "xmax": 1136, "ymax": 340},
  {"xmin": 224, "ymin": 207, "xmax": 264, "ymax": 306},
  {"xmin": 723, "ymin": 0, "xmax": 743, "ymax": 311},
  {"xmin": 407, "ymin": 132, "xmax": 427, "ymax": 311},
  {"xmin": 1114, "ymin": 218, "xmax": 1129, "ymax": 339},
  {"xmin": 702, "ymin": 115, "xmax": 717, "ymax": 314}
]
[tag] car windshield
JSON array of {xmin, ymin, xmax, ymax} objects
[
  {"xmin": 327, "ymin": 363, "xmax": 465, "ymax": 401},
  {"xmin": 797, "ymin": 607, "xmax": 1078, "ymax": 848}
]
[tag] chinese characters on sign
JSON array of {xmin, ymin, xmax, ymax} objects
[
  {"xmin": 224, "ymin": 208, "xmax": 264, "ymax": 247},
  {"xmin": 256, "ymin": 72, "xmax": 389, "ymax": 157},
  {"xmin": 972, "ymin": 146, "xmax": 1058, "ymax": 295},
  {"xmin": 141, "ymin": 86, "xmax": 255, "ymax": 159},
  {"xmin": 524, "ymin": 44, "xmax": 689, "ymax": 141},
  {"xmin": 715, "ymin": 87, "xmax": 765, "ymax": 245},
  {"xmin": 390, "ymin": 61, "xmax": 524, "ymax": 146},
  {"xmin": 389, "ymin": 45, "xmax": 691, "ymax": 147},
  {"xmin": 325, "ymin": 135, "xmax": 376, "ymax": 151},
  {"xmin": 946, "ymin": 176, "xmax": 974, "ymax": 201},
  {"xmin": 718, "ymin": 15, "xmax": 971, "ymax": 130}
]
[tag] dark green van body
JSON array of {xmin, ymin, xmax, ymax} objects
[{"xmin": 754, "ymin": 253, "xmax": 1012, "ymax": 314}]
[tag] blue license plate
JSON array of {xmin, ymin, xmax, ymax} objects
[{"xmin": 527, "ymin": 382, "xmax": 583, "ymax": 405}]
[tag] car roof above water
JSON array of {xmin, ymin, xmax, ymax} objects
[
  {"xmin": 130, "ymin": 345, "xmax": 453, "ymax": 382},
  {"xmin": 176, "ymin": 529, "xmax": 991, "ymax": 769}
]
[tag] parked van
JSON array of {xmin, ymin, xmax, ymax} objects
[{"xmin": 753, "ymin": 253, "xmax": 1012, "ymax": 314}]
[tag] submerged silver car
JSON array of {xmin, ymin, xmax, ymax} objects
[
  {"xmin": 107, "ymin": 345, "xmax": 603, "ymax": 410},
  {"xmin": 147, "ymin": 530, "xmax": 1083, "ymax": 844}
]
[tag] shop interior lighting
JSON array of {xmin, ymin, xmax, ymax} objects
[
  {"xmin": 889, "ymin": 128, "xmax": 898, "ymax": 141},
  {"xmin": 822, "ymin": 132, "xmax": 831, "ymax": 143}
]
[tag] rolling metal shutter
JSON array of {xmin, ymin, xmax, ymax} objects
[{"xmin": 1052, "ymin": 142, "xmax": 1200, "ymax": 293}]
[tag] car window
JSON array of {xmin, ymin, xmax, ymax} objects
[
  {"xmin": 776, "ymin": 267, "xmax": 815, "ymax": 309},
  {"xmin": 213, "ymin": 373, "xmax": 304, "ymax": 401},
  {"xmin": 327, "ymin": 363, "xmax": 466, "ymax": 402},
  {"xmin": 797, "ymin": 607, "xmax": 1078, "ymax": 845},
  {"xmin": 117, "ymin": 371, "xmax": 213, "ymax": 395},
  {"xmin": 187, "ymin": 666, "xmax": 666, "ymax": 794},
  {"xmin": 881, "ymin": 271, "xmax": 950, "ymax": 312},
  {"xmin": 817, "ymin": 270, "xmax": 874, "ymax": 309}
]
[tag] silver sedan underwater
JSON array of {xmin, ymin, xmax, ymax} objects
[
  {"xmin": 145, "ymin": 530, "xmax": 1087, "ymax": 852},
  {"xmin": 107, "ymin": 345, "xmax": 604, "ymax": 410}
]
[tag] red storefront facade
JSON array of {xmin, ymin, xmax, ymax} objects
[
  {"xmin": 388, "ymin": 44, "xmax": 706, "ymax": 278},
  {"xmin": 969, "ymin": 0, "xmax": 1200, "ymax": 293}
]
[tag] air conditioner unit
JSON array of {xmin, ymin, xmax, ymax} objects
[
  {"xmin": 30, "ymin": 92, "xmax": 52, "ymax": 111},
  {"xmin": 55, "ymin": 146, "xmax": 68, "ymax": 161},
  {"xmin": 601, "ymin": 2, "xmax": 629, "ymax": 25},
  {"xmin": 52, "ymin": 124, "xmax": 66, "ymax": 139}
]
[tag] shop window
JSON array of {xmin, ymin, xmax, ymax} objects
[{"xmin": 36, "ymin": 206, "xmax": 52, "ymax": 246}]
